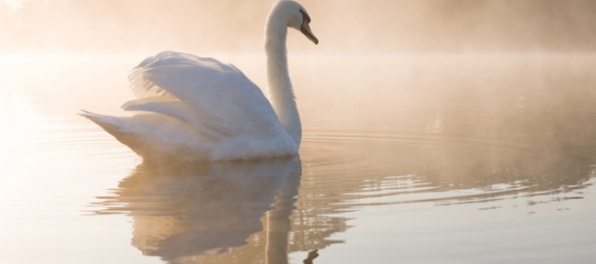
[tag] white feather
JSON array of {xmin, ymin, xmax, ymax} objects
[{"xmin": 81, "ymin": 0, "xmax": 317, "ymax": 161}]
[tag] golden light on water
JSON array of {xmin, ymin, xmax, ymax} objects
[
  {"xmin": 0, "ymin": 96, "xmax": 39, "ymax": 158},
  {"xmin": 0, "ymin": 95, "xmax": 46, "ymax": 207}
]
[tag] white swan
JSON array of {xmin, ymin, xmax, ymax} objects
[{"xmin": 81, "ymin": 0, "xmax": 318, "ymax": 162}]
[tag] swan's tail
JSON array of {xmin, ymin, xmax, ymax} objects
[
  {"xmin": 79, "ymin": 110, "xmax": 211, "ymax": 161},
  {"xmin": 79, "ymin": 110, "xmax": 123, "ymax": 135},
  {"xmin": 79, "ymin": 110, "xmax": 144, "ymax": 155}
]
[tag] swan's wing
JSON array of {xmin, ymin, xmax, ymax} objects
[
  {"xmin": 80, "ymin": 110, "xmax": 212, "ymax": 161},
  {"xmin": 122, "ymin": 97, "xmax": 223, "ymax": 139},
  {"xmin": 129, "ymin": 51, "xmax": 283, "ymax": 138}
]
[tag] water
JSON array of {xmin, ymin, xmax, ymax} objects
[{"xmin": 1, "ymin": 53, "xmax": 595, "ymax": 264}]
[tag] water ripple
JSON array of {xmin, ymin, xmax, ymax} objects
[{"xmin": 298, "ymin": 129, "xmax": 595, "ymax": 211}]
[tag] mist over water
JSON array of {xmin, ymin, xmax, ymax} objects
[{"xmin": 2, "ymin": 0, "xmax": 596, "ymax": 53}]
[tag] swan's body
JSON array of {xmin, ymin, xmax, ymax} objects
[{"xmin": 82, "ymin": 0, "xmax": 317, "ymax": 162}]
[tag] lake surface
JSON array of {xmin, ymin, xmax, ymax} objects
[{"xmin": 1, "ymin": 53, "xmax": 595, "ymax": 263}]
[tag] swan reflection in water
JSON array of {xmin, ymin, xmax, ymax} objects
[{"xmin": 95, "ymin": 156, "xmax": 312, "ymax": 263}]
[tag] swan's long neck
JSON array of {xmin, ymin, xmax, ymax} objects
[{"xmin": 266, "ymin": 13, "xmax": 301, "ymax": 145}]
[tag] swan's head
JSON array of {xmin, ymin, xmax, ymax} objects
[{"xmin": 270, "ymin": 0, "xmax": 319, "ymax": 45}]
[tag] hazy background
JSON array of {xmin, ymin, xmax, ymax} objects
[{"xmin": 2, "ymin": 0, "xmax": 596, "ymax": 54}]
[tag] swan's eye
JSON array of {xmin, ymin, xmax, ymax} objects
[{"xmin": 299, "ymin": 9, "xmax": 311, "ymax": 24}]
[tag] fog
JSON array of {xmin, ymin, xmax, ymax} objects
[{"xmin": 2, "ymin": 0, "xmax": 596, "ymax": 53}]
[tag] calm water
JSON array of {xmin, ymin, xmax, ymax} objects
[{"xmin": 1, "ymin": 53, "xmax": 596, "ymax": 263}]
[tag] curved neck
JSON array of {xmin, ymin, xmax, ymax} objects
[{"xmin": 266, "ymin": 14, "xmax": 301, "ymax": 145}]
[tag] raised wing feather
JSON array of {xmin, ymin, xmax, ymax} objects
[{"xmin": 128, "ymin": 51, "xmax": 284, "ymax": 139}]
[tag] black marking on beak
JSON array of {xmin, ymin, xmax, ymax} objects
[{"xmin": 299, "ymin": 9, "xmax": 318, "ymax": 44}]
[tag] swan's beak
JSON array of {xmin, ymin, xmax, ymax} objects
[{"xmin": 301, "ymin": 22, "xmax": 319, "ymax": 45}]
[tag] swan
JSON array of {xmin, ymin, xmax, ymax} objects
[{"xmin": 81, "ymin": 0, "xmax": 318, "ymax": 162}]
